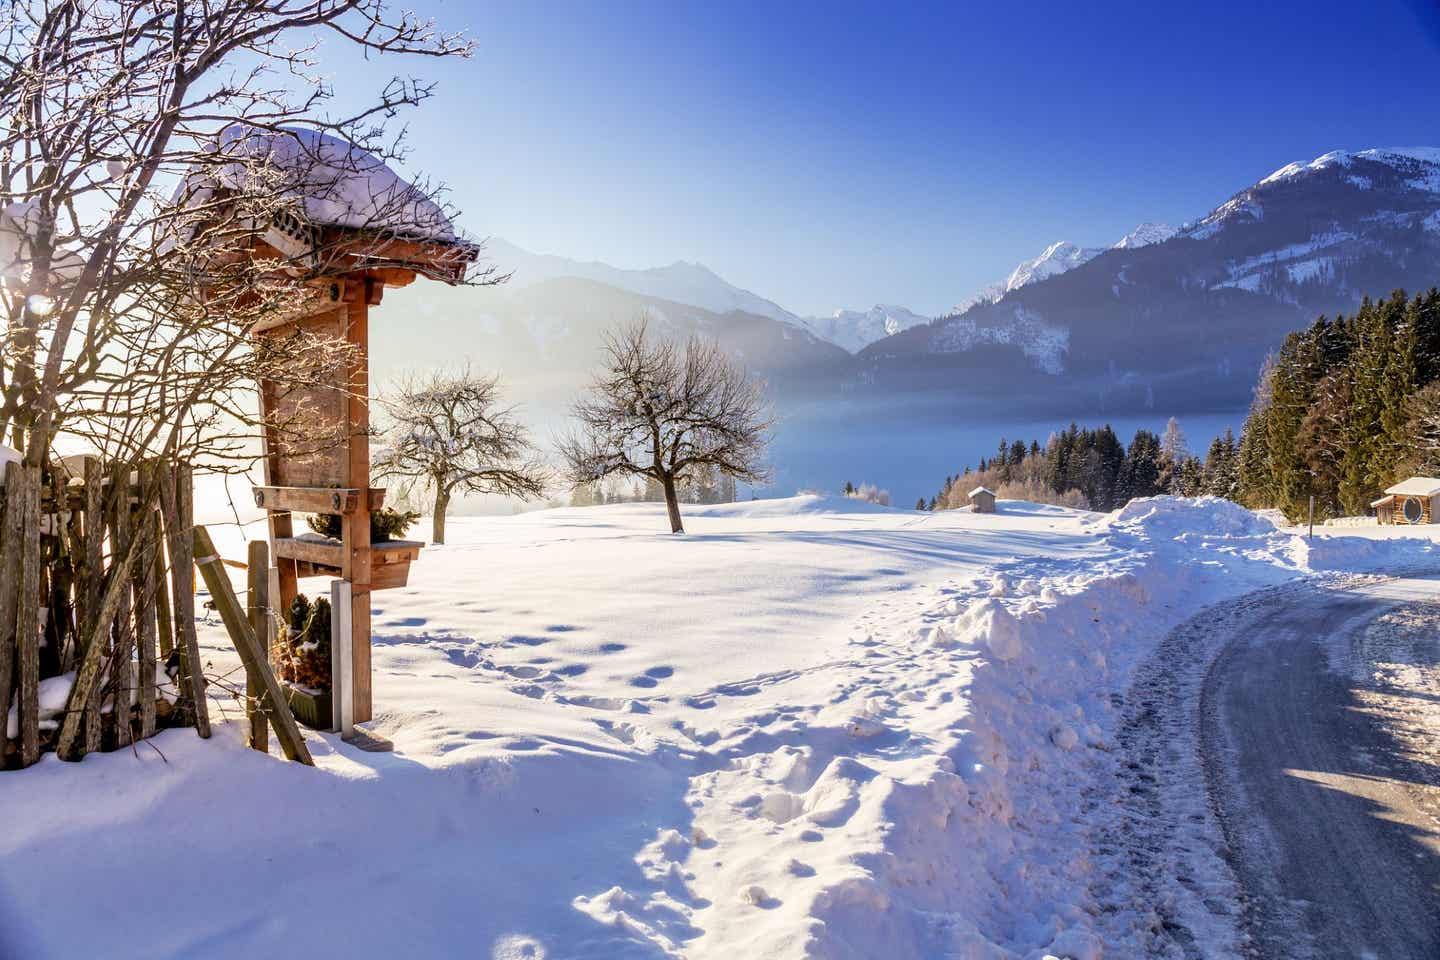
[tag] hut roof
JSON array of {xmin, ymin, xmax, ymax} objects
[
  {"xmin": 168, "ymin": 125, "xmax": 471, "ymax": 249},
  {"xmin": 1370, "ymin": 495, "xmax": 1396, "ymax": 508},
  {"xmin": 969, "ymin": 486, "xmax": 994, "ymax": 497},
  {"xmin": 1383, "ymin": 477, "xmax": 1440, "ymax": 498}
]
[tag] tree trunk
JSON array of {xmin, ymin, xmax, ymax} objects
[
  {"xmin": 432, "ymin": 488, "xmax": 450, "ymax": 545},
  {"xmin": 660, "ymin": 473, "xmax": 684, "ymax": 534}
]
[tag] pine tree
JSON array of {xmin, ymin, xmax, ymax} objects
[{"xmin": 1118, "ymin": 429, "xmax": 1162, "ymax": 502}]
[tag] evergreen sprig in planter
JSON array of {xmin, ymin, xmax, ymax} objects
[{"xmin": 275, "ymin": 593, "xmax": 335, "ymax": 731}]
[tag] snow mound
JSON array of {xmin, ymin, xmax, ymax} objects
[{"xmin": 1108, "ymin": 495, "xmax": 1278, "ymax": 541}]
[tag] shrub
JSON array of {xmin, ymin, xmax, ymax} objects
[
  {"xmin": 274, "ymin": 594, "xmax": 332, "ymax": 692},
  {"xmin": 306, "ymin": 506, "xmax": 420, "ymax": 543}
]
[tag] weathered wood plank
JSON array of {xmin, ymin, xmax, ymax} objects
[
  {"xmin": 109, "ymin": 466, "xmax": 134, "ymax": 748},
  {"xmin": 250, "ymin": 486, "xmax": 387, "ymax": 515},
  {"xmin": 160, "ymin": 463, "xmax": 209, "ymax": 738},
  {"xmin": 192, "ymin": 526, "xmax": 312, "ymax": 765},
  {"xmin": 17, "ymin": 465, "xmax": 42, "ymax": 766},
  {"xmin": 135, "ymin": 466, "xmax": 160, "ymax": 740},
  {"xmin": 80, "ymin": 457, "xmax": 105, "ymax": 755},
  {"xmin": 0, "ymin": 462, "xmax": 25, "ymax": 752},
  {"xmin": 245, "ymin": 540, "xmax": 271, "ymax": 753}
]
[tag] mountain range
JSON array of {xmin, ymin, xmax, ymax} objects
[{"xmin": 377, "ymin": 145, "xmax": 1440, "ymax": 439}]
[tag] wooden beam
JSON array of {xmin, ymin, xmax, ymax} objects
[
  {"xmin": 192, "ymin": 526, "xmax": 312, "ymax": 765},
  {"xmin": 251, "ymin": 486, "xmax": 386, "ymax": 515}
]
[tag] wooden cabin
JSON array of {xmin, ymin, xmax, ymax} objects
[
  {"xmin": 1371, "ymin": 477, "xmax": 1440, "ymax": 524},
  {"xmin": 969, "ymin": 485, "xmax": 997, "ymax": 514}
]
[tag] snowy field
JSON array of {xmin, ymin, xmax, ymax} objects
[{"xmin": 2, "ymin": 495, "xmax": 1437, "ymax": 959}]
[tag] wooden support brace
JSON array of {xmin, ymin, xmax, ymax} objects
[{"xmin": 192, "ymin": 526, "xmax": 313, "ymax": 765}]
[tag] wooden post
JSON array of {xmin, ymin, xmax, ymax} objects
[
  {"xmin": 246, "ymin": 540, "xmax": 271, "ymax": 753},
  {"xmin": 1308, "ymin": 494, "xmax": 1315, "ymax": 540},
  {"xmin": 343, "ymin": 281, "xmax": 374, "ymax": 724},
  {"xmin": 331, "ymin": 579, "xmax": 353, "ymax": 738},
  {"xmin": 17, "ymin": 464, "xmax": 41, "ymax": 766},
  {"xmin": 0, "ymin": 462, "xmax": 24, "ymax": 751},
  {"xmin": 192, "ymin": 526, "xmax": 312, "ymax": 765}
]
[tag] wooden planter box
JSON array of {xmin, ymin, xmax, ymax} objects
[
  {"xmin": 272, "ymin": 535, "xmax": 423, "ymax": 591},
  {"xmin": 283, "ymin": 683, "xmax": 334, "ymax": 731}
]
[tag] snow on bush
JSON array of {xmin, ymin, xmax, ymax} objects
[{"xmin": 845, "ymin": 482, "xmax": 891, "ymax": 506}]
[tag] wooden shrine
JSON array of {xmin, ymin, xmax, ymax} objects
[{"xmin": 251, "ymin": 234, "xmax": 474, "ymax": 730}]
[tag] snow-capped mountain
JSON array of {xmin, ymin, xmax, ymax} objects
[
  {"xmin": 1112, "ymin": 222, "xmax": 1177, "ymax": 249},
  {"xmin": 862, "ymin": 147, "xmax": 1440, "ymax": 415},
  {"xmin": 799, "ymin": 305, "xmax": 930, "ymax": 354},
  {"xmin": 484, "ymin": 238, "xmax": 799, "ymax": 326},
  {"xmin": 950, "ymin": 225, "xmax": 1179, "ymax": 316}
]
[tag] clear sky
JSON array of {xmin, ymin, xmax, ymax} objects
[{"xmin": 317, "ymin": 0, "xmax": 1440, "ymax": 317}]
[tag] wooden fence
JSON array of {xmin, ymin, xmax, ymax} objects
[{"xmin": 0, "ymin": 458, "xmax": 208, "ymax": 767}]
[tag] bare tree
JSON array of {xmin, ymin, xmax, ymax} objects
[
  {"xmin": 373, "ymin": 368, "xmax": 547, "ymax": 544},
  {"xmin": 559, "ymin": 317, "xmax": 772, "ymax": 533}
]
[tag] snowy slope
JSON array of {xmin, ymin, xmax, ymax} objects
[
  {"xmin": 798, "ymin": 304, "xmax": 931, "ymax": 353},
  {"xmin": 3, "ymin": 494, "xmax": 1437, "ymax": 959},
  {"xmin": 1112, "ymin": 221, "xmax": 1177, "ymax": 249}
]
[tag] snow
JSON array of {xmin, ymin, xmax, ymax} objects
[
  {"xmin": 1111, "ymin": 222, "xmax": 1177, "ymax": 249},
  {"xmin": 1258, "ymin": 146, "xmax": 1440, "ymax": 192},
  {"xmin": 799, "ymin": 304, "xmax": 930, "ymax": 353},
  {"xmin": 930, "ymin": 305, "xmax": 1070, "ymax": 373},
  {"xmin": 947, "ymin": 223, "xmax": 1168, "ymax": 318},
  {"xmin": 2, "ymin": 494, "xmax": 1437, "ymax": 958},
  {"xmin": 177, "ymin": 124, "xmax": 461, "ymax": 245}
]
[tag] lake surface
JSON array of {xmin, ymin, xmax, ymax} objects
[{"xmin": 765, "ymin": 407, "xmax": 1249, "ymax": 508}]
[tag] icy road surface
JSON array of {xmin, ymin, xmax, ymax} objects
[{"xmin": 1203, "ymin": 577, "xmax": 1440, "ymax": 958}]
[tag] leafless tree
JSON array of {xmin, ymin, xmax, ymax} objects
[
  {"xmin": 373, "ymin": 368, "xmax": 547, "ymax": 544},
  {"xmin": 559, "ymin": 317, "xmax": 773, "ymax": 533}
]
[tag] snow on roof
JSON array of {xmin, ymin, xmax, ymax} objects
[
  {"xmin": 1370, "ymin": 495, "xmax": 1396, "ymax": 508},
  {"xmin": 173, "ymin": 125, "xmax": 463, "ymax": 246},
  {"xmin": 969, "ymin": 486, "xmax": 994, "ymax": 497},
  {"xmin": 1384, "ymin": 476, "xmax": 1440, "ymax": 498}
]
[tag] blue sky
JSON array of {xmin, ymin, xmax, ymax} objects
[{"xmin": 319, "ymin": 0, "xmax": 1440, "ymax": 317}]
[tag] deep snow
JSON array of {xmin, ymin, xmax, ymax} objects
[{"xmin": 1, "ymin": 495, "xmax": 1435, "ymax": 959}]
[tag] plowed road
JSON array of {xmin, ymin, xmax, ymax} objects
[{"xmin": 1202, "ymin": 577, "xmax": 1440, "ymax": 958}]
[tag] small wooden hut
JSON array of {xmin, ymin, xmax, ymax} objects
[
  {"xmin": 969, "ymin": 486, "xmax": 997, "ymax": 514},
  {"xmin": 1372, "ymin": 477, "xmax": 1440, "ymax": 525}
]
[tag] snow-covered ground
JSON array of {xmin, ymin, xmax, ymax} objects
[{"xmin": 1, "ymin": 495, "xmax": 1436, "ymax": 959}]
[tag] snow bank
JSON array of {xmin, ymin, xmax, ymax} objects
[{"xmin": 4, "ymin": 495, "xmax": 1437, "ymax": 960}]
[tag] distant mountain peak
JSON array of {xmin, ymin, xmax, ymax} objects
[
  {"xmin": 800, "ymin": 304, "xmax": 930, "ymax": 354},
  {"xmin": 1258, "ymin": 146, "xmax": 1440, "ymax": 188},
  {"xmin": 483, "ymin": 239, "xmax": 798, "ymax": 325},
  {"xmin": 1113, "ymin": 222, "xmax": 1177, "ymax": 249}
]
